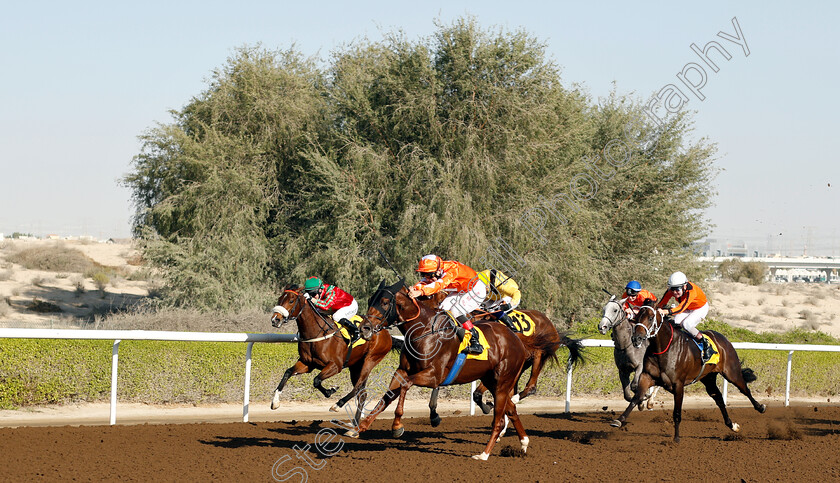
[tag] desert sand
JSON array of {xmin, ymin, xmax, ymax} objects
[{"xmin": 1, "ymin": 238, "xmax": 839, "ymax": 338}]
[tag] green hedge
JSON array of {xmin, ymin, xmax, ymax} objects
[{"xmin": 1, "ymin": 320, "xmax": 838, "ymax": 409}]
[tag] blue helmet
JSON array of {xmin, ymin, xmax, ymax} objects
[{"xmin": 625, "ymin": 280, "xmax": 642, "ymax": 294}]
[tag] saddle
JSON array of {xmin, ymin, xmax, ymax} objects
[{"xmin": 338, "ymin": 315, "xmax": 367, "ymax": 349}]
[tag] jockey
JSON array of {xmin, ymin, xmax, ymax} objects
[
  {"xmin": 656, "ymin": 271, "xmax": 713, "ymax": 359},
  {"xmin": 408, "ymin": 254, "xmax": 487, "ymax": 354},
  {"xmin": 621, "ymin": 280, "xmax": 657, "ymax": 320},
  {"xmin": 303, "ymin": 276, "xmax": 360, "ymax": 341},
  {"xmin": 476, "ymin": 269, "xmax": 521, "ymax": 331}
]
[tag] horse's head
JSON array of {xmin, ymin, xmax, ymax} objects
[
  {"xmin": 631, "ymin": 300, "xmax": 660, "ymax": 348},
  {"xmin": 270, "ymin": 285, "xmax": 304, "ymax": 328},
  {"xmin": 360, "ymin": 279, "xmax": 407, "ymax": 340},
  {"xmin": 598, "ymin": 295, "xmax": 627, "ymax": 335}
]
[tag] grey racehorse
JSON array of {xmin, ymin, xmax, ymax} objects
[{"xmin": 598, "ymin": 296, "xmax": 660, "ymax": 409}]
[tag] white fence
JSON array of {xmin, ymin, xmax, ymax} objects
[{"xmin": 0, "ymin": 329, "xmax": 838, "ymax": 425}]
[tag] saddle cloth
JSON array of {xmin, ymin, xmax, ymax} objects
[
  {"xmin": 338, "ymin": 315, "xmax": 367, "ymax": 349},
  {"xmin": 504, "ymin": 310, "xmax": 536, "ymax": 336},
  {"xmin": 701, "ymin": 333, "xmax": 720, "ymax": 365},
  {"xmin": 457, "ymin": 326, "xmax": 490, "ymax": 361}
]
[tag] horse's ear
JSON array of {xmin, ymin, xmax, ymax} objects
[
  {"xmin": 609, "ymin": 295, "xmax": 616, "ymax": 302},
  {"xmin": 377, "ymin": 280, "xmax": 386, "ymax": 290}
]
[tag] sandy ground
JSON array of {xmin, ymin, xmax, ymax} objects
[
  {"xmin": 2, "ymin": 238, "xmax": 839, "ymax": 337},
  {"xmin": 706, "ymin": 280, "xmax": 840, "ymax": 338},
  {"xmin": 0, "ymin": 238, "xmax": 149, "ymax": 327}
]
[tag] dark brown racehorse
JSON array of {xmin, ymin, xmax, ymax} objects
[
  {"xmin": 351, "ymin": 280, "xmax": 530, "ymax": 460},
  {"xmin": 611, "ymin": 303, "xmax": 766, "ymax": 442},
  {"xmin": 269, "ymin": 285, "xmax": 399, "ymax": 424},
  {"xmin": 421, "ymin": 295, "xmax": 583, "ymax": 423}
]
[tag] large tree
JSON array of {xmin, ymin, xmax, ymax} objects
[{"xmin": 124, "ymin": 18, "xmax": 715, "ymax": 320}]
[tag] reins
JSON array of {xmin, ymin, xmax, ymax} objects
[{"xmin": 280, "ymin": 289, "xmax": 342, "ymax": 343}]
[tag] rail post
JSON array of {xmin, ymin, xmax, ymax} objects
[
  {"xmin": 785, "ymin": 350, "xmax": 794, "ymax": 407},
  {"xmin": 110, "ymin": 340, "xmax": 120, "ymax": 425},
  {"xmin": 243, "ymin": 342, "xmax": 254, "ymax": 422},
  {"xmin": 565, "ymin": 356, "xmax": 573, "ymax": 413}
]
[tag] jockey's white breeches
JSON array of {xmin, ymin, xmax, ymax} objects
[
  {"xmin": 332, "ymin": 299, "xmax": 358, "ymax": 322},
  {"xmin": 440, "ymin": 282, "xmax": 487, "ymax": 318},
  {"xmin": 674, "ymin": 303, "xmax": 709, "ymax": 338}
]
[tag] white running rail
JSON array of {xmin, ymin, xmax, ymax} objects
[{"xmin": 0, "ymin": 329, "xmax": 837, "ymax": 423}]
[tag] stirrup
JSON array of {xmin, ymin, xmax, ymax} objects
[{"xmin": 463, "ymin": 329, "xmax": 484, "ymax": 354}]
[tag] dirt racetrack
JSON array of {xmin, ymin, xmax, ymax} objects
[{"xmin": 1, "ymin": 404, "xmax": 838, "ymax": 482}]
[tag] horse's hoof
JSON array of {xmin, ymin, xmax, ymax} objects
[
  {"xmin": 480, "ymin": 402, "xmax": 493, "ymax": 414},
  {"xmin": 430, "ymin": 414, "xmax": 442, "ymax": 428},
  {"xmin": 731, "ymin": 422, "xmax": 741, "ymax": 432},
  {"xmin": 270, "ymin": 391, "xmax": 282, "ymax": 410},
  {"xmin": 345, "ymin": 429, "xmax": 360, "ymax": 438},
  {"xmin": 673, "ymin": 436, "xmax": 681, "ymax": 443},
  {"xmin": 511, "ymin": 394, "xmax": 520, "ymax": 404},
  {"xmin": 610, "ymin": 420, "xmax": 623, "ymax": 428},
  {"xmin": 393, "ymin": 427, "xmax": 405, "ymax": 438},
  {"xmin": 471, "ymin": 452, "xmax": 490, "ymax": 461},
  {"xmin": 329, "ymin": 404, "xmax": 340, "ymax": 412},
  {"xmin": 758, "ymin": 404, "xmax": 767, "ymax": 414},
  {"xmin": 520, "ymin": 436, "xmax": 529, "ymax": 453}
]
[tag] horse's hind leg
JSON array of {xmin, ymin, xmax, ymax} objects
[
  {"xmin": 672, "ymin": 382, "xmax": 685, "ymax": 443},
  {"xmin": 271, "ymin": 360, "xmax": 311, "ymax": 410},
  {"xmin": 721, "ymin": 360, "xmax": 766, "ymax": 413},
  {"xmin": 504, "ymin": 397, "xmax": 529, "ymax": 454},
  {"xmin": 472, "ymin": 382, "xmax": 493, "ymax": 414},
  {"xmin": 429, "ymin": 387, "xmax": 442, "ymax": 427},
  {"xmin": 618, "ymin": 368, "xmax": 633, "ymax": 403},
  {"xmin": 517, "ymin": 356, "xmax": 543, "ymax": 403},
  {"xmin": 700, "ymin": 373, "xmax": 738, "ymax": 432}
]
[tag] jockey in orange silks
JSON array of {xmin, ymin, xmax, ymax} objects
[{"xmin": 408, "ymin": 255, "xmax": 487, "ymax": 354}]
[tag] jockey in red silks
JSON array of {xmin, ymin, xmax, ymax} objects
[
  {"xmin": 408, "ymin": 255, "xmax": 487, "ymax": 354},
  {"xmin": 303, "ymin": 276, "xmax": 360, "ymax": 340}
]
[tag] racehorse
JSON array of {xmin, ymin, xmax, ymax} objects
[
  {"xmin": 610, "ymin": 302, "xmax": 766, "ymax": 442},
  {"xmin": 269, "ymin": 285, "xmax": 399, "ymax": 424},
  {"xmin": 598, "ymin": 295, "xmax": 660, "ymax": 409},
  {"xmin": 352, "ymin": 279, "xmax": 532, "ymax": 460},
  {"xmin": 422, "ymin": 296, "xmax": 583, "ymax": 424}
]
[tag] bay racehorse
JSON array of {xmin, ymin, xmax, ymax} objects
[
  {"xmin": 598, "ymin": 295, "xmax": 660, "ymax": 409},
  {"xmin": 352, "ymin": 279, "xmax": 531, "ymax": 460},
  {"xmin": 610, "ymin": 302, "xmax": 766, "ymax": 441},
  {"xmin": 423, "ymin": 295, "xmax": 583, "ymax": 426},
  {"xmin": 269, "ymin": 285, "xmax": 400, "ymax": 424}
]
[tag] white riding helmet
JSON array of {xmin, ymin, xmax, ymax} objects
[{"xmin": 668, "ymin": 271, "xmax": 688, "ymax": 288}]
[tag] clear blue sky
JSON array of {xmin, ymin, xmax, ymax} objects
[{"xmin": 1, "ymin": 1, "xmax": 837, "ymax": 254}]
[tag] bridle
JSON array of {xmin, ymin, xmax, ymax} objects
[
  {"xmin": 633, "ymin": 305, "xmax": 664, "ymax": 340},
  {"xmin": 365, "ymin": 286, "xmax": 422, "ymax": 337},
  {"xmin": 274, "ymin": 289, "xmax": 341, "ymax": 342},
  {"xmin": 601, "ymin": 299, "xmax": 628, "ymax": 332}
]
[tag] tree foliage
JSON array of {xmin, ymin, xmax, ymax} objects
[{"xmin": 124, "ymin": 18, "xmax": 717, "ymax": 319}]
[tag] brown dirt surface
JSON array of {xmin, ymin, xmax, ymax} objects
[{"xmin": 1, "ymin": 405, "xmax": 838, "ymax": 481}]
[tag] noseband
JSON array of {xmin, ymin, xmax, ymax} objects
[{"xmin": 601, "ymin": 300, "xmax": 628, "ymax": 331}]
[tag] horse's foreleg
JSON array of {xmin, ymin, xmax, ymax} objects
[
  {"xmin": 351, "ymin": 368, "xmax": 411, "ymax": 436},
  {"xmin": 505, "ymin": 397, "xmax": 528, "ymax": 452},
  {"xmin": 429, "ymin": 387, "xmax": 442, "ymax": 428},
  {"xmin": 391, "ymin": 377, "xmax": 412, "ymax": 438},
  {"xmin": 313, "ymin": 361, "xmax": 341, "ymax": 398},
  {"xmin": 700, "ymin": 373, "xmax": 737, "ymax": 432},
  {"xmin": 618, "ymin": 368, "xmax": 634, "ymax": 403},
  {"xmin": 473, "ymin": 375, "xmax": 514, "ymax": 461},
  {"xmin": 332, "ymin": 349, "xmax": 381, "ymax": 412},
  {"xmin": 672, "ymin": 382, "xmax": 685, "ymax": 443},
  {"xmin": 271, "ymin": 360, "xmax": 310, "ymax": 410},
  {"xmin": 612, "ymin": 372, "xmax": 653, "ymax": 427}
]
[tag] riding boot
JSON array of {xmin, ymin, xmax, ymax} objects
[
  {"xmin": 701, "ymin": 336, "xmax": 715, "ymax": 360},
  {"xmin": 456, "ymin": 315, "xmax": 483, "ymax": 354},
  {"xmin": 498, "ymin": 311, "xmax": 516, "ymax": 331},
  {"xmin": 339, "ymin": 318, "xmax": 360, "ymax": 343}
]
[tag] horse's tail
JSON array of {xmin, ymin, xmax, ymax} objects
[
  {"xmin": 390, "ymin": 335, "xmax": 405, "ymax": 354},
  {"xmin": 557, "ymin": 331, "xmax": 586, "ymax": 369},
  {"xmin": 741, "ymin": 365, "xmax": 758, "ymax": 384}
]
